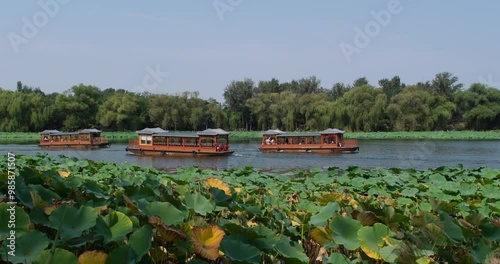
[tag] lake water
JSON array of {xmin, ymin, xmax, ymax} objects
[{"xmin": 1, "ymin": 140, "xmax": 499, "ymax": 171}]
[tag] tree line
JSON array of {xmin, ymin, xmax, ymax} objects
[{"xmin": 0, "ymin": 72, "xmax": 499, "ymax": 133}]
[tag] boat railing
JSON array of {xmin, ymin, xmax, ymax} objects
[
  {"xmin": 92, "ymin": 136, "xmax": 109, "ymax": 144},
  {"xmin": 342, "ymin": 139, "xmax": 358, "ymax": 147}
]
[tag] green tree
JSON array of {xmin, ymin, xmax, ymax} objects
[
  {"xmin": 353, "ymin": 77, "xmax": 369, "ymax": 87},
  {"xmin": 379, "ymin": 76, "xmax": 405, "ymax": 99},
  {"xmin": 97, "ymin": 92, "xmax": 145, "ymax": 131},
  {"xmin": 223, "ymin": 79, "xmax": 255, "ymax": 130},
  {"xmin": 336, "ymin": 85, "xmax": 386, "ymax": 131}
]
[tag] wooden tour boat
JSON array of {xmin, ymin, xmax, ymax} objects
[
  {"xmin": 39, "ymin": 129, "xmax": 110, "ymax": 148},
  {"xmin": 259, "ymin": 128, "xmax": 359, "ymax": 153},
  {"xmin": 125, "ymin": 128, "xmax": 234, "ymax": 156}
]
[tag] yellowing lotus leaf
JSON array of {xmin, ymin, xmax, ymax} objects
[
  {"xmin": 78, "ymin": 250, "xmax": 107, "ymax": 264},
  {"xmin": 204, "ymin": 178, "xmax": 231, "ymax": 196},
  {"xmin": 310, "ymin": 227, "xmax": 332, "ymax": 245},
  {"xmin": 58, "ymin": 171, "xmax": 70, "ymax": 178},
  {"xmin": 234, "ymin": 187, "xmax": 242, "ymax": 193},
  {"xmin": 149, "ymin": 216, "xmax": 187, "ymax": 242},
  {"xmin": 189, "ymin": 225, "xmax": 225, "ymax": 260},
  {"xmin": 123, "ymin": 194, "xmax": 141, "ymax": 215},
  {"xmin": 44, "ymin": 205, "xmax": 59, "ymax": 215}
]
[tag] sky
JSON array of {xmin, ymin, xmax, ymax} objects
[{"xmin": 1, "ymin": 0, "xmax": 499, "ymax": 102}]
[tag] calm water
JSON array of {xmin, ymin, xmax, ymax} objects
[{"xmin": 1, "ymin": 140, "xmax": 499, "ymax": 171}]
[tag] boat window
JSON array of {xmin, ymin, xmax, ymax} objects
[
  {"xmin": 185, "ymin": 137, "xmax": 197, "ymax": 146},
  {"xmin": 201, "ymin": 137, "xmax": 214, "ymax": 147},
  {"xmin": 169, "ymin": 137, "xmax": 182, "ymax": 146},
  {"xmin": 154, "ymin": 136, "xmax": 166, "ymax": 145}
]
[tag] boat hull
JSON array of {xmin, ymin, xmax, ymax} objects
[
  {"xmin": 125, "ymin": 147, "xmax": 234, "ymax": 156},
  {"xmin": 259, "ymin": 146, "xmax": 359, "ymax": 153},
  {"xmin": 39, "ymin": 142, "xmax": 111, "ymax": 149}
]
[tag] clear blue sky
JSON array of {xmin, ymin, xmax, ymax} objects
[{"xmin": 1, "ymin": 0, "xmax": 499, "ymax": 102}]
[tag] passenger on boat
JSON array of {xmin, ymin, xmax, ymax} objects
[
  {"xmin": 43, "ymin": 136, "xmax": 49, "ymax": 142},
  {"xmin": 270, "ymin": 138, "xmax": 275, "ymax": 144},
  {"xmin": 265, "ymin": 137, "xmax": 271, "ymax": 145}
]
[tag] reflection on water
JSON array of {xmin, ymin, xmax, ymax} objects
[{"xmin": 1, "ymin": 140, "xmax": 499, "ymax": 171}]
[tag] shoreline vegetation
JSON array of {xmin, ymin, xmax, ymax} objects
[
  {"xmin": 0, "ymin": 154, "xmax": 498, "ymax": 263},
  {"xmin": 2, "ymin": 72, "xmax": 500, "ymax": 135},
  {"xmin": 1, "ymin": 130, "xmax": 500, "ymax": 143}
]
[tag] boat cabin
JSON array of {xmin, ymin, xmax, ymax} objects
[
  {"xmin": 39, "ymin": 129, "xmax": 109, "ymax": 148},
  {"xmin": 260, "ymin": 128, "xmax": 358, "ymax": 153},
  {"xmin": 126, "ymin": 128, "xmax": 233, "ymax": 156}
]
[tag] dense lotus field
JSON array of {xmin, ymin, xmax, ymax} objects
[{"xmin": 0, "ymin": 154, "xmax": 499, "ymax": 263}]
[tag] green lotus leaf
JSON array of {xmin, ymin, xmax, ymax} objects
[
  {"xmin": 401, "ymin": 188, "xmax": 419, "ymax": 197},
  {"xmin": 247, "ymin": 225, "xmax": 280, "ymax": 250},
  {"xmin": 0, "ymin": 230, "xmax": 49, "ymax": 264},
  {"xmin": 471, "ymin": 238, "xmax": 490, "ymax": 264},
  {"xmin": 220, "ymin": 235, "xmax": 261, "ymax": 264},
  {"xmin": 0, "ymin": 203, "xmax": 30, "ymax": 240},
  {"xmin": 274, "ymin": 236, "xmax": 309, "ymax": 264},
  {"xmin": 309, "ymin": 202, "xmax": 339, "ymax": 227},
  {"xmin": 102, "ymin": 211, "xmax": 133, "ymax": 243},
  {"xmin": 184, "ymin": 192, "xmax": 215, "ymax": 216},
  {"xmin": 48, "ymin": 205, "xmax": 97, "ymax": 239},
  {"xmin": 326, "ymin": 252, "xmax": 350, "ymax": 264},
  {"xmin": 481, "ymin": 185, "xmax": 500, "ymax": 199},
  {"xmin": 105, "ymin": 245, "xmax": 136, "ymax": 264},
  {"xmin": 459, "ymin": 183, "xmax": 478, "ymax": 196},
  {"xmin": 358, "ymin": 223, "xmax": 390, "ymax": 260},
  {"xmin": 480, "ymin": 223, "xmax": 500, "ymax": 242},
  {"xmin": 439, "ymin": 212, "xmax": 464, "ymax": 243},
  {"xmin": 34, "ymin": 248, "xmax": 78, "ymax": 264},
  {"xmin": 379, "ymin": 245, "xmax": 399, "ymax": 263},
  {"xmin": 30, "ymin": 184, "xmax": 61, "ymax": 204},
  {"xmin": 145, "ymin": 201, "xmax": 185, "ymax": 226},
  {"xmin": 330, "ymin": 215, "xmax": 362, "ymax": 250},
  {"xmin": 128, "ymin": 224, "xmax": 153, "ymax": 262}
]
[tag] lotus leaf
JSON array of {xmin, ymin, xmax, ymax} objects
[
  {"xmin": 184, "ymin": 192, "xmax": 215, "ymax": 216},
  {"xmin": 34, "ymin": 248, "xmax": 78, "ymax": 264},
  {"xmin": 189, "ymin": 225, "xmax": 225, "ymax": 261},
  {"xmin": 326, "ymin": 252, "xmax": 350, "ymax": 264},
  {"xmin": 0, "ymin": 230, "xmax": 49, "ymax": 264},
  {"xmin": 101, "ymin": 211, "xmax": 133, "ymax": 243},
  {"xmin": 358, "ymin": 223, "xmax": 391, "ymax": 260},
  {"xmin": 128, "ymin": 224, "xmax": 153, "ymax": 261},
  {"xmin": 204, "ymin": 178, "xmax": 232, "ymax": 196},
  {"xmin": 330, "ymin": 215, "xmax": 362, "ymax": 250},
  {"xmin": 220, "ymin": 235, "xmax": 261, "ymax": 263},
  {"xmin": 48, "ymin": 205, "xmax": 97, "ymax": 239},
  {"xmin": 0, "ymin": 203, "xmax": 30, "ymax": 239},
  {"xmin": 309, "ymin": 202, "xmax": 339, "ymax": 226},
  {"xmin": 145, "ymin": 201, "xmax": 185, "ymax": 225},
  {"xmin": 105, "ymin": 245, "xmax": 136, "ymax": 264},
  {"xmin": 78, "ymin": 251, "xmax": 107, "ymax": 264}
]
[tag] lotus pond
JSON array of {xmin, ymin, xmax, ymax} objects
[{"xmin": 0, "ymin": 154, "xmax": 499, "ymax": 263}]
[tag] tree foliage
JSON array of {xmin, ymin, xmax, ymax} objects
[{"xmin": 0, "ymin": 72, "xmax": 498, "ymax": 133}]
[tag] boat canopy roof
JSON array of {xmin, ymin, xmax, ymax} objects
[
  {"xmin": 79, "ymin": 128, "xmax": 102, "ymax": 134},
  {"xmin": 320, "ymin": 128, "xmax": 345, "ymax": 134},
  {"xmin": 136, "ymin": 127, "xmax": 169, "ymax": 134},
  {"xmin": 276, "ymin": 133, "xmax": 321, "ymax": 137},
  {"xmin": 152, "ymin": 132, "xmax": 199, "ymax": 138},
  {"xmin": 39, "ymin": 130, "xmax": 62, "ymax": 135},
  {"xmin": 197, "ymin": 128, "xmax": 230, "ymax": 136},
  {"xmin": 262, "ymin": 129, "xmax": 286, "ymax": 135}
]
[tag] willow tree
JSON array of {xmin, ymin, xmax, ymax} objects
[
  {"xmin": 336, "ymin": 85, "xmax": 386, "ymax": 131},
  {"xmin": 387, "ymin": 86, "xmax": 455, "ymax": 131}
]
